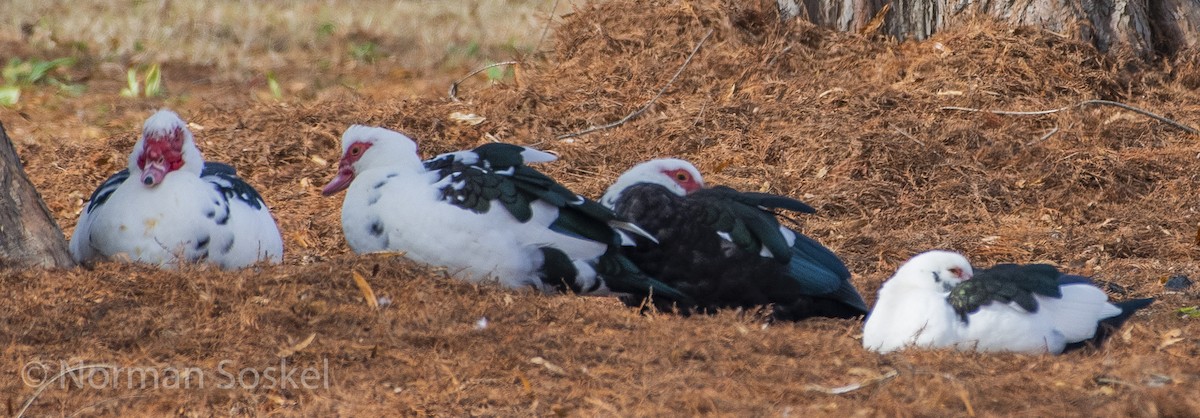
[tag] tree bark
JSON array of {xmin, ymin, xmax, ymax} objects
[
  {"xmin": 0, "ymin": 121, "xmax": 75, "ymax": 269},
  {"xmin": 777, "ymin": 0, "xmax": 1200, "ymax": 58}
]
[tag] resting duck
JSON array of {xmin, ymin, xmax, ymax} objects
[
  {"xmin": 601, "ymin": 158, "xmax": 868, "ymax": 320},
  {"xmin": 69, "ymin": 109, "xmax": 283, "ymax": 269},
  {"xmin": 321, "ymin": 125, "xmax": 690, "ymax": 304},
  {"xmin": 862, "ymin": 250, "xmax": 1153, "ymax": 354}
]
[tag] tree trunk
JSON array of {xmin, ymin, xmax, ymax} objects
[
  {"xmin": 777, "ymin": 0, "xmax": 1200, "ymax": 58},
  {"xmin": 0, "ymin": 121, "xmax": 75, "ymax": 269}
]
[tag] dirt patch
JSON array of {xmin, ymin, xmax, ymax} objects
[{"xmin": 3, "ymin": 0, "xmax": 1199, "ymax": 416}]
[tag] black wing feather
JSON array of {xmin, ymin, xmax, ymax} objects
[
  {"xmin": 201, "ymin": 162, "xmax": 267, "ymax": 210},
  {"xmin": 731, "ymin": 190, "xmax": 816, "ymax": 214},
  {"xmin": 948, "ymin": 263, "xmax": 1064, "ymax": 322},
  {"xmin": 433, "ymin": 144, "xmax": 574, "ymax": 223},
  {"xmin": 427, "ymin": 144, "xmax": 691, "ymax": 303},
  {"xmin": 84, "ymin": 169, "xmax": 130, "ymax": 213},
  {"xmin": 614, "ymin": 183, "xmax": 867, "ymax": 320},
  {"xmin": 689, "ymin": 186, "xmax": 824, "ymax": 262},
  {"xmin": 790, "ymin": 233, "xmax": 853, "ymax": 283},
  {"xmin": 200, "ymin": 162, "xmax": 238, "ymax": 177}
]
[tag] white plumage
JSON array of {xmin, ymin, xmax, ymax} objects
[
  {"xmin": 599, "ymin": 158, "xmax": 704, "ymax": 209},
  {"xmin": 863, "ymin": 250, "xmax": 1143, "ymax": 354},
  {"xmin": 69, "ymin": 109, "xmax": 283, "ymax": 269},
  {"xmin": 321, "ymin": 126, "xmax": 578, "ymax": 288},
  {"xmin": 320, "ymin": 125, "xmax": 688, "ymax": 302},
  {"xmin": 956, "ymin": 283, "xmax": 1121, "ymax": 353},
  {"xmin": 862, "ymin": 251, "xmax": 971, "ymax": 353}
]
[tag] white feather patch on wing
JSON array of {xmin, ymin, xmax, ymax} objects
[
  {"xmin": 429, "ymin": 150, "xmax": 479, "ymax": 166},
  {"xmin": 431, "ymin": 175, "xmax": 455, "ymax": 189},
  {"xmin": 519, "ymin": 147, "xmax": 558, "ymax": 164},
  {"xmin": 759, "ymin": 245, "xmax": 777, "ymax": 258},
  {"xmin": 610, "ymin": 220, "xmax": 658, "ymax": 244},
  {"xmin": 716, "ymin": 231, "xmax": 732, "ymax": 242},
  {"xmin": 778, "ymin": 227, "xmax": 796, "ymax": 247}
]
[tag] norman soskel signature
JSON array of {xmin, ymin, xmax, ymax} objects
[{"xmin": 20, "ymin": 358, "xmax": 331, "ymax": 390}]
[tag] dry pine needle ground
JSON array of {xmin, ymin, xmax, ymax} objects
[{"xmin": 3, "ymin": 0, "xmax": 1200, "ymax": 416}]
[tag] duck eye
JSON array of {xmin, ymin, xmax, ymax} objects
[
  {"xmin": 350, "ymin": 146, "xmax": 361, "ymax": 155},
  {"xmin": 949, "ymin": 267, "xmax": 963, "ymax": 276},
  {"xmin": 676, "ymin": 172, "xmax": 688, "ymax": 181}
]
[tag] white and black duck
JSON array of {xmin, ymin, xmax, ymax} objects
[
  {"xmin": 70, "ymin": 109, "xmax": 283, "ymax": 269},
  {"xmin": 320, "ymin": 125, "xmax": 691, "ymax": 304},
  {"xmin": 601, "ymin": 158, "xmax": 869, "ymax": 320},
  {"xmin": 862, "ymin": 250, "xmax": 1153, "ymax": 354}
]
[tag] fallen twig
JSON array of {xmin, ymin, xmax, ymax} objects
[
  {"xmin": 941, "ymin": 99, "xmax": 1199, "ymax": 135},
  {"xmin": 534, "ymin": 0, "xmax": 561, "ymax": 54},
  {"xmin": 1026, "ymin": 126, "xmax": 1059, "ymax": 146},
  {"xmin": 448, "ymin": 61, "xmax": 520, "ymax": 102},
  {"xmin": 805, "ymin": 369, "xmax": 898, "ymax": 394},
  {"xmin": 557, "ymin": 29, "xmax": 714, "ymax": 140},
  {"xmin": 893, "ymin": 127, "xmax": 926, "ymax": 147},
  {"xmin": 1039, "ymin": 126, "xmax": 1060, "ymax": 142}
]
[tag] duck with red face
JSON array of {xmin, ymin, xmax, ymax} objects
[
  {"xmin": 70, "ymin": 109, "xmax": 283, "ymax": 269},
  {"xmin": 601, "ymin": 158, "xmax": 868, "ymax": 321},
  {"xmin": 320, "ymin": 125, "xmax": 691, "ymax": 305},
  {"xmin": 599, "ymin": 158, "xmax": 704, "ymax": 208},
  {"xmin": 136, "ymin": 124, "xmax": 187, "ymax": 186},
  {"xmin": 320, "ymin": 141, "xmax": 373, "ymax": 196}
]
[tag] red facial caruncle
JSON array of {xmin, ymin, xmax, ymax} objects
[
  {"xmin": 137, "ymin": 127, "xmax": 186, "ymax": 187},
  {"xmin": 321, "ymin": 141, "xmax": 372, "ymax": 196},
  {"xmin": 664, "ymin": 168, "xmax": 703, "ymax": 193},
  {"xmin": 949, "ymin": 266, "xmax": 972, "ymax": 281}
]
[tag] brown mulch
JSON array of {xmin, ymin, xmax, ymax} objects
[{"xmin": 3, "ymin": 0, "xmax": 1199, "ymax": 416}]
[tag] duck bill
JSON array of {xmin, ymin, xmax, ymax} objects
[
  {"xmin": 141, "ymin": 160, "xmax": 169, "ymax": 187},
  {"xmin": 321, "ymin": 166, "xmax": 355, "ymax": 196}
]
